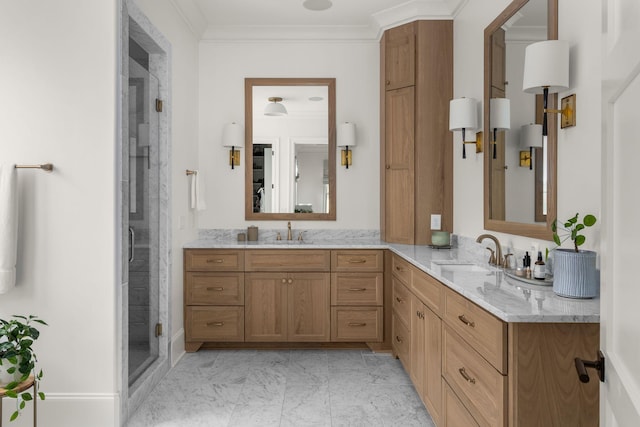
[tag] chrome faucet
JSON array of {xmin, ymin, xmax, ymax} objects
[
  {"xmin": 287, "ymin": 221, "xmax": 293, "ymax": 241},
  {"xmin": 476, "ymin": 234, "xmax": 503, "ymax": 267}
]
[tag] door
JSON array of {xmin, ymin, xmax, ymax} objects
[
  {"xmin": 245, "ymin": 273, "xmax": 288, "ymax": 341},
  {"xmin": 288, "ymin": 273, "xmax": 330, "ymax": 341},
  {"xmin": 601, "ymin": 0, "xmax": 640, "ymax": 424},
  {"xmin": 385, "ymin": 24, "xmax": 415, "ymax": 91},
  {"xmin": 127, "ymin": 52, "xmax": 160, "ymax": 386}
]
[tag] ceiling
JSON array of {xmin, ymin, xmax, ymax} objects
[{"xmin": 170, "ymin": 0, "xmax": 468, "ymax": 40}]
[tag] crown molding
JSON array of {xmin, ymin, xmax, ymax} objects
[{"xmin": 168, "ymin": 0, "xmax": 208, "ymax": 39}]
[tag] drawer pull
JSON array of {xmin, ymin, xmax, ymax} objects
[
  {"xmin": 458, "ymin": 314, "xmax": 476, "ymax": 328},
  {"xmin": 348, "ymin": 259, "xmax": 367, "ymax": 264},
  {"xmin": 207, "ymin": 321, "xmax": 225, "ymax": 327},
  {"xmin": 348, "ymin": 288, "xmax": 367, "ymax": 292},
  {"xmin": 348, "ymin": 322, "xmax": 367, "ymax": 327},
  {"xmin": 395, "ymin": 266, "xmax": 403, "ymax": 271},
  {"xmin": 458, "ymin": 367, "xmax": 476, "ymax": 384},
  {"xmin": 207, "ymin": 287, "xmax": 224, "ymax": 291},
  {"xmin": 395, "ymin": 297, "xmax": 404, "ymax": 303},
  {"xmin": 395, "ymin": 335, "xmax": 403, "ymax": 343},
  {"xmin": 206, "ymin": 259, "xmax": 224, "ymax": 264}
]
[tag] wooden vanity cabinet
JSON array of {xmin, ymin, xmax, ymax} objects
[{"xmin": 380, "ymin": 20, "xmax": 453, "ymax": 244}]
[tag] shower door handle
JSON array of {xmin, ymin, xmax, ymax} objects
[{"xmin": 129, "ymin": 226, "xmax": 135, "ymax": 263}]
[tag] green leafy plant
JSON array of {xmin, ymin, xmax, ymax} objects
[
  {"xmin": 0, "ymin": 315, "xmax": 47, "ymax": 422},
  {"xmin": 552, "ymin": 213, "xmax": 597, "ymax": 252}
]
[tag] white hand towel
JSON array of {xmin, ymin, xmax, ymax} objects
[
  {"xmin": 0, "ymin": 163, "xmax": 18, "ymax": 294},
  {"xmin": 190, "ymin": 171, "xmax": 207, "ymax": 211}
]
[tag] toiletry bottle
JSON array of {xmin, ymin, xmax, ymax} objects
[
  {"xmin": 524, "ymin": 251, "xmax": 532, "ymax": 278},
  {"xmin": 533, "ymin": 251, "xmax": 546, "ymax": 280}
]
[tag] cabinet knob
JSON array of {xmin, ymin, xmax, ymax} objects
[
  {"xmin": 282, "ymin": 278, "xmax": 287, "ymax": 284},
  {"xmin": 386, "ymin": 165, "xmax": 391, "ymax": 169},
  {"xmin": 288, "ymin": 279, "xmax": 293, "ymax": 284},
  {"xmin": 386, "ymin": 80, "xmax": 391, "ymax": 86}
]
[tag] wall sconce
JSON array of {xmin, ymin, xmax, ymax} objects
[
  {"xmin": 338, "ymin": 122, "xmax": 356, "ymax": 168},
  {"xmin": 523, "ymin": 40, "xmax": 573, "ymax": 136},
  {"xmin": 222, "ymin": 122, "xmax": 244, "ymax": 169},
  {"xmin": 449, "ymin": 98, "xmax": 478, "ymax": 159},
  {"xmin": 489, "ymin": 98, "xmax": 510, "ymax": 160},
  {"xmin": 264, "ymin": 97, "xmax": 288, "ymax": 116},
  {"xmin": 519, "ymin": 123, "xmax": 543, "ymax": 169}
]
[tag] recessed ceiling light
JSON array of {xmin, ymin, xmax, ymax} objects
[
  {"xmin": 309, "ymin": 96, "xmax": 324, "ymax": 102},
  {"xmin": 303, "ymin": 0, "xmax": 332, "ymax": 11}
]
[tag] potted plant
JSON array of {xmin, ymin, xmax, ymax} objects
[
  {"xmin": 552, "ymin": 213, "xmax": 598, "ymax": 298},
  {"xmin": 0, "ymin": 315, "xmax": 47, "ymax": 422}
]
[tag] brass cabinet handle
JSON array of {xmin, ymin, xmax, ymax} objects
[
  {"xmin": 207, "ymin": 322, "xmax": 225, "ymax": 327},
  {"xmin": 348, "ymin": 259, "xmax": 367, "ymax": 264},
  {"xmin": 207, "ymin": 287, "xmax": 224, "ymax": 291},
  {"xmin": 395, "ymin": 297, "xmax": 403, "ymax": 303},
  {"xmin": 459, "ymin": 367, "xmax": 476, "ymax": 384},
  {"xmin": 348, "ymin": 322, "xmax": 367, "ymax": 327},
  {"xmin": 386, "ymin": 80, "xmax": 391, "ymax": 86},
  {"xmin": 395, "ymin": 266, "xmax": 402, "ymax": 271},
  {"xmin": 458, "ymin": 314, "xmax": 475, "ymax": 328},
  {"xmin": 348, "ymin": 288, "xmax": 367, "ymax": 292},
  {"xmin": 395, "ymin": 335, "xmax": 403, "ymax": 343},
  {"xmin": 206, "ymin": 259, "xmax": 224, "ymax": 264},
  {"xmin": 386, "ymin": 165, "xmax": 391, "ymax": 169}
]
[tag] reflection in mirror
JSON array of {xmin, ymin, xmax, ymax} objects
[
  {"xmin": 484, "ymin": 0, "xmax": 557, "ymax": 240},
  {"xmin": 245, "ymin": 78, "xmax": 336, "ymax": 220}
]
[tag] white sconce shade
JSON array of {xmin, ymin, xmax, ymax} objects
[
  {"xmin": 523, "ymin": 40, "xmax": 569, "ymax": 94},
  {"xmin": 222, "ymin": 122, "xmax": 244, "ymax": 170},
  {"xmin": 490, "ymin": 98, "xmax": 510, "ymax": 130},
  {"xmin": 520, "ymin": 123, "xmax": 543, "ymax": 148},
  {"xmin": 222, "ymin": 122, "xmax": 244, "ymax": 148},
  {"xmin": 449, "ymin": 98, "xmax": 477, "ymax": 131},
  {"xmin": 264, "ymin": 97, "xmax": 288, "ymax": 116},
  {"xmin": 449, "ymin": 98, "xmax": 478, "ymax": 159},
  {"xmin": 337, "ymin": 122, "xmax": 356, "ymax": 168},
  {"xmin": 337, "ymin": 122, "xmax": 356, "ymax": 147}
]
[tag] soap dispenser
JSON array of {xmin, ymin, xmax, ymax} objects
[{"xmin": 533, "ymin": 251, "xmax": 546, "ymax": 280}]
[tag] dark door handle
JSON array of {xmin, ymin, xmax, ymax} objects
[{"xmin": 575, "ymin": 350, "xmax": 605, "ymax": 383}]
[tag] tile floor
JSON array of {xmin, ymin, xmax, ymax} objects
[{"xmin": 126, "ymin": 349, "xmax": 435, "ymax": 427}]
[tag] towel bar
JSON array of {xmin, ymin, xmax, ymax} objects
[{"xmin": 15, "ymin": 163, "xmax": 53, "ymax": 172}]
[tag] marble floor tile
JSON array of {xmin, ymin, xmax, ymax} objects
[{"xmin": 126, "ymin": 349, "xmax": 434, "ymax": 427}]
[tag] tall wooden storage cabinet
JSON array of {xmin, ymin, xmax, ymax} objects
[{"xmin": 380, "ymin": 21, "xmax": 453, "ymax": 244}]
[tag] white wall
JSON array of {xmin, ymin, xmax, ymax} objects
[
  {"xmin": 198, "ymin": 41, "xmax": 380, "ymax": 230},
  {"xmin": 0, "ymin": 1, "xmax": 118, "ymax": 425},
  {"xmin": 453, "ymin": 0, "xmax": 602, "ymax": 255},
  {"xmin": 134, "ymin": 0, "xmax": 200, "ymax": 365}
]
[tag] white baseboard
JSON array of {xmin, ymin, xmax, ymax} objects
[
  {"xmin": 1, "ymin": 393, "xmax": 119, "ymax": 427},
  {"xmin": 171, "ymin": 328, "xmax": 185, "ymax": 367}
]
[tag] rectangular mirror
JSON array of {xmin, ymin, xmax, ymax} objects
[
  {"xmin": 245, "ymin": 78, "xmax": 336, "ymax": 220},
  {"xmin": 484, "ymin": 0, "xmax": 557, "ymax": 240}
]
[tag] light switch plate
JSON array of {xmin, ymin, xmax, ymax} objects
[{"xmin": 430, "ymin": 214, "xmax": 441, "ymax": 230}]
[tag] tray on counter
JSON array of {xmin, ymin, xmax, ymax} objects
[{"xmin": 504, "ymin": 269, "xmax": 553, "ymax": 286}]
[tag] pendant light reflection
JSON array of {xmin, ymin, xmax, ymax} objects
[{"xmin": 264, "ymin": 97, "xmax": 288, "ymax": 116}]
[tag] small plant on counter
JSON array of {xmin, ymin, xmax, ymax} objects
[
  {"xmin": 552, "ymin": 213, "xmax": 597, "ymax": 253},
  {"xmin": 0, "ymin": 315, "xmax": 47, "ymax": 422}
]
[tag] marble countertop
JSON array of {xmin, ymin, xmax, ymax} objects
[{"xmin": 184, "ymin": 238, "xmax": 600, "ymax": 324}]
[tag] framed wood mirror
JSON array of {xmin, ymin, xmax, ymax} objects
[
  {"xmin": 483, "ymin": 0, "xmax": 558, "ymax": 240},
  {"xmin": 245, "ymin": 78, "xmax": 336, "ymax": 220}
]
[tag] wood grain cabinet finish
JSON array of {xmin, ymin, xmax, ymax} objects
[
  {"xmin": 330, "ymin": 250, "xmax": 384, "ymax": 343},
  {"xmin": 245, "ymin": 250, "xmax": 330, "ymax": 271},
  {"xmin": 184, "ymin": 250, "xmax": 245, "ymax": 351},
  {"xmin": 380, "ymin": 20, "xmax": 453, "ymax": 244},
  {"xmin": 392, "ymin": 313, "xmax": 410, "ymax": 371},
  {"xmin": 443, "ymin": 381, "xmax": 480, "ymax": 427}
]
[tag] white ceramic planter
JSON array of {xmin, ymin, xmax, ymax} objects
[
  {"xmin": 0, "ymin": 359, "xmax": 21, "ymax": 387},
  {"xmin": 553, "ymin": 249, "xmax": 598, "ymax": 298}
]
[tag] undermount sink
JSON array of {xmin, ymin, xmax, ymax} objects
[
  {"xmin": 271, "ymin": 240, "xmax": 313, "ymax": 245},
  {"xmin": 432, "ymin": 262, "xmax": 493, "ymax": 275}
]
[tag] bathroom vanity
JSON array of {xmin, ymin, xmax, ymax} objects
[{"xmin": 183, "ymin": 239, "xmax": 599, "ymax": 427}]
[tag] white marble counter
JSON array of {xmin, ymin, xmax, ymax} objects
[{"xmin": 183, "ymin": 238, "xmax": 600, "ymax": 324}]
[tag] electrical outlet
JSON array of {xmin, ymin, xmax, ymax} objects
[{"xmin": 430, "ymin": 214, "xmax": 442, "ymax": 230}]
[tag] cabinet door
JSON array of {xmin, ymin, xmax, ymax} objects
[
  {"xmin": 410, "ymin": 295, "xmax": 425, "ymax": 396},
  {"xmin": 245, "ymin": 273, "xmax": 288, "ymax": 341},
  {"xmin": 385, "ymin": 87, "xmax": 415, "ymax": 244},
  {"xmin": 423, "ymin": 306, "xmax": 443, "ymax": 426},
  {"xmin": 288, "ymin": 272, "xmax": 330, "ymax": 342},
  {"xmin": 384, "ymin": 23, "xmax": 415, "ymax": 90}
]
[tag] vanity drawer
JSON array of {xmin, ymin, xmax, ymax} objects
[
  {"xmin": 443, "ymin": 381, "xmax": 480, "ymax": 427},
  {"xmin": 185, "ymin": 272, "xmax": 244, "ymax": 305},
  {"xmin": 391, "ymin": 254, "xmax": 412, "ymax": 285},
  {"xmin": 392, "ymin": 278, "xmax": 412, "ymax": 328},
  {"xmin": 412, "ymin": 269, "xmax": 444, "ymax": 316},
  {"xmin": 331, "ymin": 307, "xmax": 383, "ymax": 342},
  {"xmin": 331, "ymin": 272, "xmax": 383, "ymax": 306},
  {"xmin": 442, "ymin": 325, "xmax": 506, "ymax": 427},
  {"xmin": 185, "ymin": 250, "xmax": 244, "ymax": 272},
  {"xmin": 245, "ymin": 250, "xmax": 330, "ymax": 271},
  {"xmin": 186, "ymin": 306, "xmax": 244, "ymax": 342},
  {"xmin": 443, "ymin": 287, "xmax": 507, "ymax": 373},
  {"xmin": 392, "ymin": 313, "xmax": 411, "ymax": 370},
  {"xmin": 331, "ymin": 250, "xmax": 384, "ymax": 271}
]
